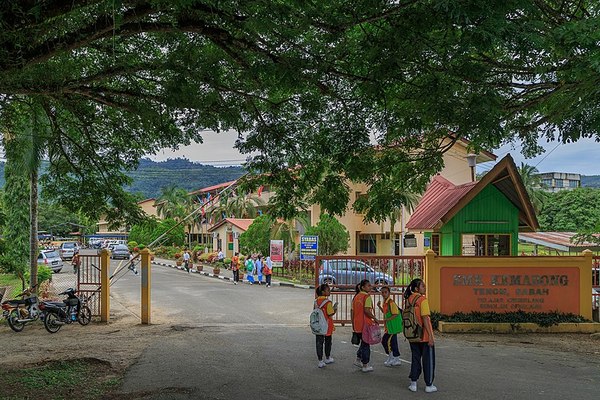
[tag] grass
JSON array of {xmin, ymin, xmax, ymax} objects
[
  {"xmin": 0, "ymin": 359, "xmax": 121, "ymax": 400},
  {"xmin": 0, "ymin": 273, "xmax": 24, "ymax": 300}
]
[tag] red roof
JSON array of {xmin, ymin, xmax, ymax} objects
[
  {"xmin": 519, "ymin": 232, "xmax": 600, "ymax": 250},
  {"xmin": 208, "ymin": 218, "xmax": 254, "ymax": 232},
  {"xmin": 189, "ymin": 180, "xmax": 237, "ymax": 196},
  {"xmin": 406, "ymin": 175, "xmax": 477, "ymax": 230}
]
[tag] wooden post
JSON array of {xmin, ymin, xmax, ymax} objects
[
  {"xmin": 141, "ymin": 248, "xmax": 151, "ymax": 324},
  {"xmin": 100, "ymin": 249, "xmax": 110, "ymax": 322},
  {"xmin": 424, "ymin": 249, "xmax": 439, "ymax": 312}
]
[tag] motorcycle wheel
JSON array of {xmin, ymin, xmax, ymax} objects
[
  {"xmin": 7, "ymin": 309, "xmax": 25, "ymax": 332},
  {"xmin": 44, "ymin": 312, "xmax": 62, "ymax": 333},
  {"xmin": 78, "ymin": 306, "xmax": 92, "ymax": 326}
]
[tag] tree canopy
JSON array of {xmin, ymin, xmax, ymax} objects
[
  {"xmin": 305, "ymin": 214, "xmax": 350, "ymax": 256},
  {"xmin": 1, "ymin": 1, "xmax": 599, "ymax": 223}
]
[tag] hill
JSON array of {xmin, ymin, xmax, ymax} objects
[
  {"xmin": 581, "ymin": 175, "xmax": 600, "ymax": 188},
  {"xmin": 0, "ymin": 158, "xmax": 245, "ymax": 199}
]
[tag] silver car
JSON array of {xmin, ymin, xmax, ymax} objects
[
  {"xmin": 38, "ymin": 250, "xmax": 64, "ymax": 273},
  {"xmin": 111, "ymin": 244, "xmax": 130, "ymax": 260},
  {"xmin": 60, "ymin": 242, "xmax": 79, "ymax": 260}
]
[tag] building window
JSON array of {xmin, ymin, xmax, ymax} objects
[
  {"xmin": 569, "ymin": 180, "xmax": 578, "ymax": 188},
  {"xmin": 359, "ymin": 234, "xmax": 377, "ymax": 254},
  {"xmin": 462, "ymin": 234, "xmax": 510, "ymax": 256},
  {"xmin": 555, "ymin": 179, "xmax": 563, "ymax": 188},
  {"xmin": 431, "ymin": 234, "xmax": 440, "ymax": 254},
  {"xmin": 541, "ymin": 179, "xmax": 552, "ymax": 187}
]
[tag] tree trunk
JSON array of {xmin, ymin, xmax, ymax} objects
[
  {"xmin": 390, "ymin": 215, "xmax": 396, "ymax": 256},
  {"xmin": 29, "ymin": 170, "xmax": 39, "ymax": 290}
]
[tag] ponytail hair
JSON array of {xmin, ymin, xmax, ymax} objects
[
  {"xmin": 404, "ymin": 278, "xmax": 423, "ymax": 300},
  {"xmin": 316, "ymin": 283, "xmax": 329, "ymax": 297}
]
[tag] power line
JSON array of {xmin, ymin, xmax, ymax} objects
[{"xmin": 534, "ymin": 143, "xmax": 561, "ymax": 168}]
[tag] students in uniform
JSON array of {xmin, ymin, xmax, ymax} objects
[
  {"xmin": 404, "ymin": 278, "xmax": 437, "ymax": 393},
  {"xmin": 377, "ymin": 286, "xmax": 402, "ymax": 367},
  {"xmin": 351, "ymin": 279, "xmax": 378, "ymax": 372},
  {"xmin": 314, "ymin": 284, "xmax": 336, "ymax": 368}
]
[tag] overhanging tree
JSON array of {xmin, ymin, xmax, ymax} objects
[
  {"xmin": 1, "ymin": 1, "xmax": 599, "ymax": 265},
  {"xmin": 305, "ymin": 214, "xmax": 350, "ymax": 256}
]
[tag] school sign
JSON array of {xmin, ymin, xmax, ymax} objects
[
  {"xmin": 425, "ymin": 250, "xmax": 593, "ymax": 320},
  {"xmin": 300, "ymin": 235, "xmax": 318, "ymax": 261}
]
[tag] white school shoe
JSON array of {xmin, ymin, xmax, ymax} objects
[
  {"xmin": 383, "ymin": 354, "xmax": 392, "ymax": 366},
  {"xmin": 425, "ymin": 385, "xmax": 438, "ymax": 393},
  {"xmin": 408, "ymin": 382, "xmax": 418, "ymax": 392},
  {"xmin": 390, "ymin": 357, "xmax": 402, "ymax": 366},
  {"xmin": 324, "ymin": 357, "xmax": 335, "ymax": 364},
  {"xmin": 318, "ymin": 360, "xmax": 326, "ymax": 368},
  {"xmin": 353, "ymin": 358, "xmax": 363, "ymax": 368},
  {"xmin": 361, "ymin": 365, "xmax": 374, "ymax": 373}
]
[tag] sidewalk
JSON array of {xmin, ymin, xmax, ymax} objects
[{"xmin": 151, "ymin": 257, "xmax": 314, "ymax": 290}]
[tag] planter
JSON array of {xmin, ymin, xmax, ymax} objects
[
  {"xmin": 196, "ymin": 264, "xmax": 203, "ymax": 272},
  {"xmin": 176, "ymin": 260, "xmax": 183, "ymax": 267},
  {"xmin": 213, "ymin": 267, "xmax": 221, "ymax": 275},
  {"xmin": 437, "ymin": 321, "xmax": 600, "ymax": 334}
]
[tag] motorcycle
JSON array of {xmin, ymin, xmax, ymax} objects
[
  {"xmin": 1, "ymin": 287, "xmax": 44, "ymax": 332},
  {"xmin": 40, "ymin": 288, "xmax": 92, "ymax": 333}
]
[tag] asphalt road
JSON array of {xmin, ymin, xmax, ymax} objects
[{"xmin": 106, "ymin": 261, "xmax": 600, "ymax": 400}]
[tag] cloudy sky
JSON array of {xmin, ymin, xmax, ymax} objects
[{"xmin": 150, "ymin": 131, "xmax": 600, "ymax": 175}]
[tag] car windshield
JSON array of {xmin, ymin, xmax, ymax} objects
[
  {"xmin": 62, "ymin": 243, "xmax": 76, "ymax": 248},
  {"xmin": 44, "ymin": 251, "xmax": 60, "ymax": 258},
  {"xmin": 114, "ymin": 245, "xmax": 129, "ymax": 250}
]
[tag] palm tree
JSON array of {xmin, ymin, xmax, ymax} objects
[
  {"xmin": 155, "ymin": 185, "xmax": 190, "ymax": 221},
  {"xmin": 226, "ymin": 188, "xmax": 265, "ymax": 218},
  {"xmin": 517, "ymin": 163, "xmax": 548, "ymax": 214},
  {"xmin": 271, "ymin": 212, "xmax": 310, "ymax": 256}
]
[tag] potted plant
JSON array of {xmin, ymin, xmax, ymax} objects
[
  {"xmin": 213, "ymin": 261, "xmax": 222, "ymax": 275},
  {"xmin": 196, "ymin": 264, "xmax": 203, "ymax": 272},
  {"xmin": 174, "ymin": 252, "xmax": 182, "ymax": 266}
]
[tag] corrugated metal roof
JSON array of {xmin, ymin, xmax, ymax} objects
[
  {"xmin": 208, "ymin": 218, "xmax": 254, "ymax": 232},
  {"xmin": 406, "ymin": 175, "xmax": 477, "ymax": 230},
  {"xmin": 519, "ymin": 232, "xmax": 600, "ymax": 251},
  {"xmin": 189, "ymin": 180, "xmax": 237, "ymax": 196}
]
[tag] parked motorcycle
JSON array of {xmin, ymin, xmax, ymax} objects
[
  {"xmin": 1, "ymin": 287, "xmax": 44, "ymax": 332},
  {"xmin": 40, "ymin": 288, "xmax": 92, "ymax": 333}
]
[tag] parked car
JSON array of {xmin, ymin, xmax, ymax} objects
[
  {"xmin": 318, "ymin": 259, "xmax": 394, "ymax": 288},
  {"xmin": 111, "ymin": 244, "xmax": 130, "ymax": 260},
  {"xmin": 59, "ymin": 242, "xmax": 79, "ymax": 260},
  {"xmin": 38, "ymin": 250, "xmax": 64, "ymax": 273}
]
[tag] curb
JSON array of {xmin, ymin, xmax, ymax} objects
[
  {"xmin": 438, "ymin": 321, "xmax": 600, "ymax": 334},
  {"xmin": 151, "ymin": 261, "xmax": 314, "ymax": 290}
]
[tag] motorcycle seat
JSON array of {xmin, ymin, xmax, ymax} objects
[
  {"xmin": 3, "ymin": 299, "xmax": 27, "ymax": 305},
  {"xmin": 41, "ymin": 301, "xmax": 65, "ymax": 307}
]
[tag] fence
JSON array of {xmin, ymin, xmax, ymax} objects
[
  {"xmin": 593, "ymin": 257, "xmax": 599, "ymax": 313},
  {"xmin": 77, "ymin": 255, "xmax": 102, "ymax": 316},
  {"xmin": 314, "ymin": 255, "xmax": 425, "ymax": 325},
  {"xmin": 271, "ymin": 260, "xmax": 316, "ymax": 284}
]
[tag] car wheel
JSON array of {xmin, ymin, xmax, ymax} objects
[
  {"xmin": 55, "ymin": 269, "xmax": 62, "ymax": 274},
  {"xmin": 323, "ymin": 278, "xmax": 335, "ymax": 285}
]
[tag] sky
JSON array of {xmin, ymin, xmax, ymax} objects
[{"xmin": 150, "ymin": 131, "xmax": 600, "ymax": 176}]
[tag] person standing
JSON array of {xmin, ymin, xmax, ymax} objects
[
  {"xmin": 245, "ymin": 255, "xmax": 255, "ymax": 284},
  {"xmin": 217, "ymin": 248, "xmax": 224, "ymax": 262},
  {"xmin": 264, "ymin": 256, "xmax": 273, "ymax": 287},
  {"xmin": 377, "ymin": 286, "xmax": 402, "ymax": 367},
  {"xmin": 255, "ymin": 254, "xmax": 264, "ymax": 285},
  {"xmin": 183, "ymin": 249, "xmax": 191, "ymax": 273},
  {"xmin": 351, "ymin": 279, "xmax": 378, "ymax": 372},
  {"xmin": 231, "ymin": 252, "xmax": 240, "ymax": 285},
  {"xmin": 404, "ymin": 278, "xmax": 437, "ymax": 393},
  {"xmin": 314, "ymin": 284, "xmax": 336, "ymax": 368},
  {"xmin": 72, "ymin": 249, "xmax": 81, "ymax": 275}
]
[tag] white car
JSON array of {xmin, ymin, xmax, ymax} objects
[
  {"xmin": 59, "ymin": 242, "xmax": 79, "ymax": 260},
  {"xmin": 38, "ymin": 250, "xmax": 64, "ymax": 273}
]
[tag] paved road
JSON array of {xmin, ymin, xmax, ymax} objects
[{"xmin": 108, "ymin": 262, "xmax": 600, "ymax": 400}]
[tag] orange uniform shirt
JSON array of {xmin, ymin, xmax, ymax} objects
[
  {"xmin": 408, "ymin": 293, "xmax": 432, "ymax": 343},
  {"xmin": 316, "ymin": 296, "xmax": 335, "ymax": 336}
]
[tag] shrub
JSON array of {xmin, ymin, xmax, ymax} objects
[
  {"xmin": 199, "ymin": 252, "xmax": 211, "ymax": 261},
  {"xmin": 430, "ymin": 311, "xmax": 589, "ymax": 329},
  {"xmin": 174, "ymin": 252, "xmax": 182, "ymax": 259},
  {"xmin": 127, "ymin": 241, "xmax": 138, "ymax": 250},
  {"xmin": 25, "ymin": 265, "xmax": 53, "ymax": 285},
  {"xmin": 223, "ymin": 258, "xmax": 232, "ymax": 266},
  {"xmin": 138, "ymin": 244, "xmax": 146, "ymax": 250}
]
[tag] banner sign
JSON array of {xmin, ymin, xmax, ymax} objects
[
  {"xmin": 270, "ymin": 240, "xmax": 284, "ymax": 267},
  {"xmin": 300, "ymin": 235, "xmax": 319, "ymax": 261}
]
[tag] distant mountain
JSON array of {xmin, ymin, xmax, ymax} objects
[
  {"xmin": 581, "ymin": 175, "xmax": 600, "ymax": 188},
  {"xmin": 125, "ymin": 158, "xmax": 245, "ymax": 198},
  {"xmin": 0, "ymin": 158, "xmax": 245, "ymax": 199}
]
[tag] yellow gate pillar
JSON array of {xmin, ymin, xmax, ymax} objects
[
  {"xmin": 100, "ymin": 249, "xmax": 110, "ymax": 322},
  {"xmin": 141, "ymin": 249, "xmax": 151, "ymax": 324}
]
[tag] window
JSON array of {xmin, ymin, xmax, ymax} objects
[
  {"xmin": 569, "ymin": 180, "xmax": 578, "ymax": 188},
  {"xmin": 431, "ymin": 234, "xmax": 441, "ymax": 254},
  {"xmin": 359, "ymin": 234, "xmax": 377, "ymax": 254},
  {"xmin": 541, "ymin": 179, "xmax": 552, "ymax": 187},
  {"xmin": 462, "ymin": 234, "xmax": 511, "ymax": 256},
  {"xmin": 555, "ymin": 179, "xmax": 563, "ymax": 188}
]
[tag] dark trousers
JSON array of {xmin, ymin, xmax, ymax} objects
[
  {"xmin": 316, "ymin": 335, "xmax": 332, "ymax": 360},
  {"xmin": 233, "ymin": 270, "xmax": 239, "ymax": 282},
  {"xmin": 266, "ymin": 274, "xmax": 272, "ymax": 285},
  {"xmin": 409, "ymin": 343, "xmax": 435, "ymax": 386},
  {"xmin": 382, "ymin": 333, "xmax": 400, "ymax": 356},
  {"xmin": 355, "ymin": 333, "xmax": 371, "ymax": 364}
]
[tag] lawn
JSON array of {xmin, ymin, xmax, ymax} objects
[{"xmin": 0, "ymin": 273, "xmax": 24, "ymax": 300}]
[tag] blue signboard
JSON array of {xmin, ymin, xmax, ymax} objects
[{"xmin": 300, "ymin": 235, "xmax": 319, "ymax": 261}]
